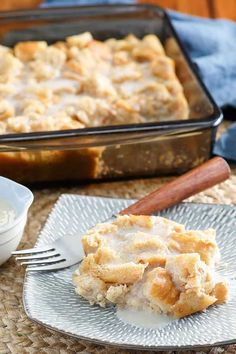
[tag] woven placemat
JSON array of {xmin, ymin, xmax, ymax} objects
[{"xmin": 1, "ymin": 172, "xmax": 236, "ymax": 354}]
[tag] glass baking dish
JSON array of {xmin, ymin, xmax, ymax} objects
[{"xmin": 0, "ymin": 4, "xmax": 222, "ymax": 183}]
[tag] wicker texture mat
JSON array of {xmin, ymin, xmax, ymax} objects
[{"xmin": 1, "ymin": 173, "xmax": 236, "ymax": 354}]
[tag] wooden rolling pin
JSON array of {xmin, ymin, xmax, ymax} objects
[{"xmin": 119, "ymin": 157, "xmax": 230, "ymax": 215}]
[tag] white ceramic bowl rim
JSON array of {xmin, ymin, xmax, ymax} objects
[{"xmin": 0, "ymin": 176, "xmax": 33, "ymax": 234}]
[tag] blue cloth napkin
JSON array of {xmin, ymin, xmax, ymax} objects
[
  {"xmin": 42, "ymin": 0, "xmax": 236, "ymax": 161},
  {"xmin": 169, "ymin": 11, "xmax": 236, "ymax": 161},
  {"xmin": 214, "ymin": 123, "xmax": 236, "ymax": 161},
  {"xmin": 169, "ymin": 11, "xmax": 236, "ymax": 109}
]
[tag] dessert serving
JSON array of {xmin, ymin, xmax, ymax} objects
[
  {"xmin": 0, "ymin": 31, "xmax": 193, "ymax": 183},
  {"xmin": 73, "ymin": 215, "xmax": 228, "ymax": 319},
  {"xmin": 0, "ymin": 32, "xmax": 188, "ymax": 134}
]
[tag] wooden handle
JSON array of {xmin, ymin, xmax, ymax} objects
[{"xmin": 119, "ymin": 157, "xmax": 230, "ymax": 215}]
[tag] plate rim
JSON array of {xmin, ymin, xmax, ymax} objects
[{"xmin": 23, "ymin": 194, "xmax": 236, "ymax": 351}]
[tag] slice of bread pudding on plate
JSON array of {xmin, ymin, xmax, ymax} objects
[{"xmin": 73, "ymin": 215, "xmax": 228, "ymax": 318}]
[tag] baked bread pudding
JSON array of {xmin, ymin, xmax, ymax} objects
[
  {"xmin": 0, "ymin": 32, "xmax": 188, "ymax": 134},
  {"xmin": 73, "ymin": 215, "xmax": 228, "ymax": 318}
]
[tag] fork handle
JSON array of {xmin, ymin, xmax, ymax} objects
[{"xmin": 119, "ymin": 157, "xmax": 230, "ymax": 215}]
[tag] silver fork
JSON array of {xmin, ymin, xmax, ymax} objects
[{"xmin": 12, "ymin": 233, "xmax": 85, "ymax": 271}]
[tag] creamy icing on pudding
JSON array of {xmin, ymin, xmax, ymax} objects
[
  {"xmin": 73, "ymin": 215, "xmax": 228, "ymax": 321},
  {"xmin": 0, "ymin": 32, "xmax": 189, "ymax": 135},
  {"xmin": 0, "ymin": 199, "xmax": 15, "ymax": 228}
]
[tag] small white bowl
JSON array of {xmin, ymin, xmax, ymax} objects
[{"xmin": 0, "ymin": 177, "xmax": 33, "ymax": 266}]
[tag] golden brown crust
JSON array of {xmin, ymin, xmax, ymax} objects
[
  {"xmin": 66, "ymin": 32, "xmax": 93, "ymax": 48},
  {"xmin": 144, "ymin": 267, "xmax": 180, "ymax": 312},
  {"xmin": 14, "ymin": 41, "xmax": 47, "ymax": 61},
  {"xmin": 79, "ymin": 253, "xmax": 146, "ymax": 284},
  {"xmin": 172, "ymin": 290, "xmax": 217, "ymax": 318},
  {"xmin": 211, "ymin": 281, "xmax": 228, "ymax": 304},
  {"xmin": 169, "ymin": 229, "xmax": 218, "ymax": 266},
  {"xmin": 143, "ymin": 253, "xmax": 226, "ymax": 318},
  {"xmin": 136, "ymin": 254, "xmax": 166, "ymax": 267}
]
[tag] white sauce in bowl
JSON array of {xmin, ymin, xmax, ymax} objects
[{"xmin": 0, "ymin": 199, "xmax": 15, "ymax": 228}]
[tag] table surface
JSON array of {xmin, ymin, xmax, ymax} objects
[
  {"xmin": 1, "ymin": 0, "xmax": 236, "ymax": 20},
  {"xmin": 139, "ymin": 0, "xmax": 236, "ymax": 20}
]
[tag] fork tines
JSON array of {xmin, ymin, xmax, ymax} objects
[{"xmin": 12, "ymin": 246, "xmax": 66, "ymax": 271}]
